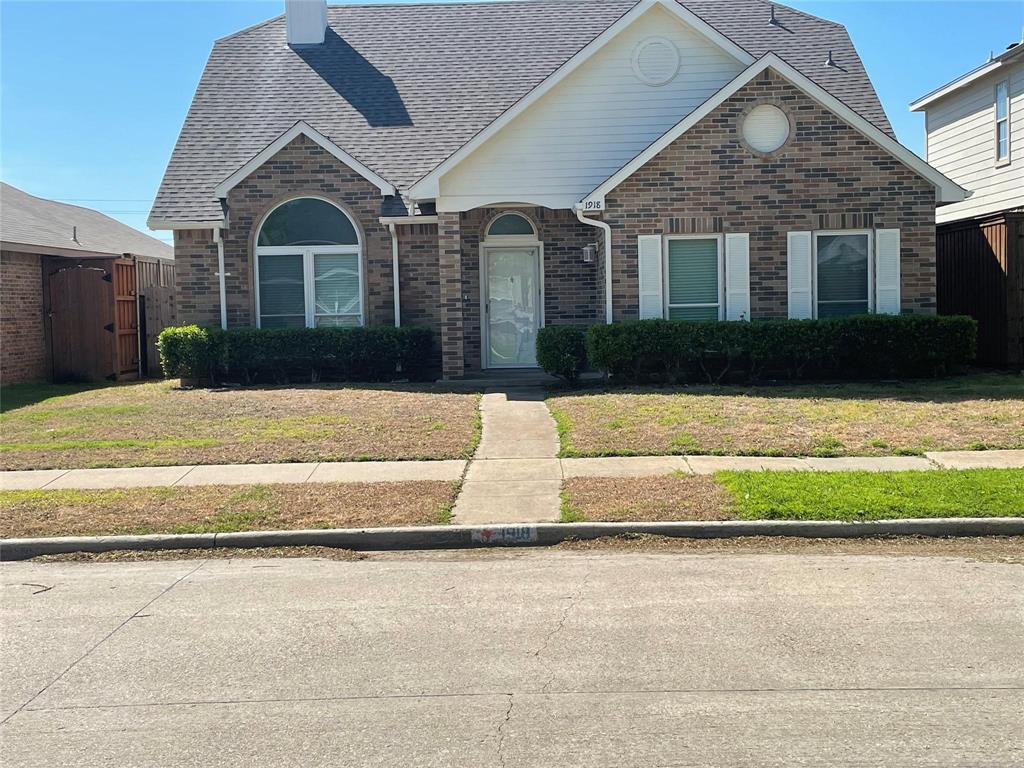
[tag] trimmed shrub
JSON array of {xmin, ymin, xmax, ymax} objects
[
  {"xmin": 536, "ymin": 325, "xmax": 588, "ymax": 382},
  {"xmin": 158, "ymin": 325, "xmax": 435, "ymax": 385},
  {"xmin": 585, "ymin": 315, "xmax": 977, "ymax": 384}
]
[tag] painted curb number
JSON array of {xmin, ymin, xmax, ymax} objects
[{"xmin": 471, "ymin": 526, "xmax": 539, "ymax": 545}]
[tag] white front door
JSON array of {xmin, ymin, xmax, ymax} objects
[{"xmin": 484, "ymin": 246, "xmax": 541, "ymax": 368}]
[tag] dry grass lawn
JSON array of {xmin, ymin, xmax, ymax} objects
[
  {"xmin": 0, "ymin": 381, "xmax": 480, "ymax": 469},
  {"xmin": 562, "ymin": 475, "xmax": 734, "ymax": 522},
  {"xmin": 549, "ymin": 374, "xmax": 1024, "ymax": 458},
  {"xmin": 0, "ymin": 481, "xmax": 458, "ymax": 538}
]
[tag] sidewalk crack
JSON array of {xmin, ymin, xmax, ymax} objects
[
  {"xmin": 496, "ymin": 693, "xmax": 514, "ymax": 768},
  {"xmin": 533, "ymin": 568, "xmax": 591, "ymax": 692}
]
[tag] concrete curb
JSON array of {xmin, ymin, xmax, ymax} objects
[{"xmin": 2, "ymin": 518, "xmax": 1022, "ymax": 561}]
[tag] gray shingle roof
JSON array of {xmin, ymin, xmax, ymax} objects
[
  {"xmin": 151, "ymin": 0, "xmax": 893, "ymax": 225},
  {"xmin": 2, "ymin": 183, "xmax": 173, "ymax": 260}
]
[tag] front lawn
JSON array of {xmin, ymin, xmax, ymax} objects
[
  {"xmin": 561, "ymin": 469, "xmax": 1024, "ymax": 522},
  {"xmin": 0, "ymin": 381, "xmax": 481, "ymax": 470},
  {"xmin": 0, "ymin": 481, "xmax": 459, "ymax": 538},
  {"xmin": 549, "ymin": 374, "xmax": 1024, "ymax": 458}
]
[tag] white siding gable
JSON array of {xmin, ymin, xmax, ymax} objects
[
  {"xmin": 925, "ymin": 59, "xmax": 1024, "ymax": 223},
  {"xmin": 438, "ymin": 4, "xmax": 745, "ymax": 211}
]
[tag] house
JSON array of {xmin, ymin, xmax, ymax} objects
[
  {"xmin": 911, "ymin": 39, "xmax": 1023, "ymax": 367},
  {"xmin": 151, "ymin": 0, "xmax": 965, "ymax": 379},
  {"xmin": 1, "ymin": 183, "xmax": 175, "ymax": 384}
]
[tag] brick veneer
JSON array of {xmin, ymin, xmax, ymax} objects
[
  {"xmin": 604, "ymin": 70, "xmax": 937, "ymax": 320},
  {"xmin": 0, "ymin": 250, "xmax": 47, "ymax": 383},
  {"xmin": 172, "ymin": 230, "xmax": 220, "ymax": 327}
]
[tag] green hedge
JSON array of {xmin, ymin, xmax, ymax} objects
[
  {"xmin": 582, "ymin": 315, "xmax": 977, "ymax": 384},
  {"xmin": 158, "ymin": 325, "xmax": 435, "ymax": 385},
  {"xmin": 536, "ymin": 325, "xmax": 589, "ymax": 382}
]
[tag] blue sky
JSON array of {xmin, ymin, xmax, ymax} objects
[{"xmin": 1, "ymin": 0, "xmax": 1021, "ymax": 244}]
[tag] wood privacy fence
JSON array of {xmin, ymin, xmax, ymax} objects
[
  {"xmin": 937, "ymin": 212, "xmax": 1023, "ymax": 367},
  {"xmin": 43, "ymin": 255, "xmax": 176, "ymax": 382}
]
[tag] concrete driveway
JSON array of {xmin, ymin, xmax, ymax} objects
[{"xmin": 1, "ymin": 548, "xmax": 1022, "ymax": 767}]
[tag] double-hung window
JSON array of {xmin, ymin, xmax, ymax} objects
[
  {"xmin": 664, "ymin": 236, "xmax": 724, "ymax": 320},
  {"xmin": 996, "ymin": 80, "xmax": 1010, "ymax": 164},
  {"xmin": 255, "ymin": 197, "xmax": 363, "ymax": 328},
  {"xmin": 814, "ymin": 231, "xmax": 872, "ymax": 318}
]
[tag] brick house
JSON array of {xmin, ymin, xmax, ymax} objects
[
  {"xmin": 1, "ymin": 183, "xmax": 174, "ymax": 384},
  {"xmin": 150, "ymin": 0, "xmax": 965, "ymax": 379}
]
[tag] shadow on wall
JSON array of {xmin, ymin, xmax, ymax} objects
[{"xmin": 294, "ymin": 29, "xmax": 412, "ymax": 128}]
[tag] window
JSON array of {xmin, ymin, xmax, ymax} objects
[
  {"xmin": 487, "ymin": 213, "xmax": 536, "ymax": 237},
  {"xmin": 255, "ymin": 198, "xmax": 362, "ymax": 328},
  {"xmin": 815, "ymin": 232, "xmax": 871, "ymax": 318},
  {"xmin": 996, "ymin": 80, "xmax": 1010, "ymax": 163},
  {"xmin": 665, "ymin": 237, "xmax": 722, "ymax": 320}
]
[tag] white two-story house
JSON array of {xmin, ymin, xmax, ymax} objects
[{"xmin": 911, "ymin": 39, "xmax": 1023, "ymax": 366}]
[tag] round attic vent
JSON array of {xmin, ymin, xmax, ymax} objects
[
  {"xmin": 632, "ymin": 37, "xmax": 680, "ymax": 86},
  {"xmin": 741, "ymin": 104, "xmax": 791, "ymax": 153}
]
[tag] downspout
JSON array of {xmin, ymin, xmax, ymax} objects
[
  {"xmin": 388, "ymin": 222, "xmax": 401, "ymax": 326},
  {"xmin": 213, "ymin": 227, "xmax": 227, "ymax": 330},
  {"xmin": 575, "ymin": 208, "xmax": 613, "ymax": 323}
]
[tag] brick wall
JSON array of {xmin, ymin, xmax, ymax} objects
[
  {"xmin": 173, "ymin": 230, "xmax": 220, "ymax": 327},
  {"xmin": 0, "ymin": 250, "xmax": 47, "ymax": 383},
  {"xmin": 604, "ymin": 70, "xmax": 938, "ymax": 320}
]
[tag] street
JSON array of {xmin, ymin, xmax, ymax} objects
[{"xmin": 1, "ymin": 546, "xmax": 1022, "ymax": 766}]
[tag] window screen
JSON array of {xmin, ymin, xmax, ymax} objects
[
  {"xmin": 667, "ymin": 238, "xmax": 720, "ymax": 321},
  {"xmin": 816, "ymin": 233, "xmax": 869, "ymax": 318}
]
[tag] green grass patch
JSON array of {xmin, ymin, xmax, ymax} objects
[
  {"xmin": 559, "ymin": 487, "xmax": 586, "ymax": 522},
  {"xmin": 550, "ymin": 408, "xmax": 578, "ymax": 457},
  {"xmin": 716, "ymin": 468, "xmax": 1024, "ymax": 521}
]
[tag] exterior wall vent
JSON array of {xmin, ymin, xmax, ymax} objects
[{"xmin": 631, "ymin": 37, "xmax": 681, "ymax": 87}]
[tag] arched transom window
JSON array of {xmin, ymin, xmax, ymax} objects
[
  {"xmin": 487, "ymin": 212, "xmax": 536, "ymax": 238},
  {"xmin": 255, "ymin": 197, "xmax": 363, "ymax": 328}
]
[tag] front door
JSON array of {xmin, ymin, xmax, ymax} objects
[{"xmin": 485, "ymin": 247, "xmax": 540, "ymax": 368}]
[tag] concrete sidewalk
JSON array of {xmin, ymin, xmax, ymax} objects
[{"xmin": 2, "ymin": 450, "xmax": 1023, "ymax": 492}]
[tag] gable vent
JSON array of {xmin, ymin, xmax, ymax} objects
[
  {"xmin": 742, "ymin": 104, "xmax": 790, "ymax": 153},
  {"xmin": 631, "ymin": 37, "xmax": 680, "ymax": 86}
]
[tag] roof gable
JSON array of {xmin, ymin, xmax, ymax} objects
[
  {"xmin": 407, "ymin": 0, "xmax": 753, "ymax": 201},
  {"xmin": 583, "ymin": 54, "xmax": 966, "ymax": 206},
  {"xmin": 213, "ymin": 121, "xmax": 396, "ymax": 201},
  {"xmin": 150, "ymin": 0, "xmax": 895, "ymax": 226}
]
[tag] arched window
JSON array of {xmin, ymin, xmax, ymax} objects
[
  {"xmin": 255, "ymin": 198, "xmax": 363, "ymax": 328},
  {"xmin": 487, "ymin": 212, "xmax": 536, "ymax": 237}
]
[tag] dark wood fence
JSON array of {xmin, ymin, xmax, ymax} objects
[{"xmin": 937, "ymin": 213, "xmax": 1023, "ymax": 367}]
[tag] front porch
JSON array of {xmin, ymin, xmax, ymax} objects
[{"xmin": 434, "ymin": 206, "xmax": 604, "ymax": 379}]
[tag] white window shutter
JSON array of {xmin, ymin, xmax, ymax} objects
[
  {"xmin": 724, "ymin": 233, "xmax": 750, "ymax": 321},
  {"xmin": 787, "ymin": 231, "xmax": 814, "ymax": 319},
  {"xmin": 637, "ymin": 235, "xmax": 663, "ymax": 319},
  {"xmin": 875, "ymin": 229, "xmax": 901, "ymax": 315}
]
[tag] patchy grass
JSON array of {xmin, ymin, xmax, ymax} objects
[
  {"xmin": 561, "ymin": 474, "xmax": 732, "ymax": 522},
  {"xmin": 718, "ymin": 468, "xmax": 1024, "ymax": 521},
  {"xmin": 0, "ymin": 381, "xmax": 481, "ymax": 469},
  {"xmin": 548, "ymin": 374, "xmax": 1024, "ymax": 458},
  {"xmin": 0, "ymin": 481, "xmax": 460, "ymax": 538},
  {"xmin": 560, "ymin": 469, "xmax": 1024, "ymax": 523}
]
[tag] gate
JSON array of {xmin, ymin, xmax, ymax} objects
[{"xmin": 48, "ymin": 265, "xmax": 116, "ymax": 382}]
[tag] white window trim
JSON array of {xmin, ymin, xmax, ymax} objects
[
  {"xmin": 253, "ymin": 197, "xmax": 364, "ymax": 329},
  {"xmin": 662, "ymin": 234, "xmax": 725, "ymax": 321},
  {"xmin": 995, "ymin": 79, "xmax": 1011, "ymax": 166},
  {"xmin": 812, "ymin": 230, "xmax": 874, "ymax": 319}
]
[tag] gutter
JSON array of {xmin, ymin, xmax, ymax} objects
[
  {"xmin": 213, "ymin": 227, "xmax": 227, "ymax": 330},
  {"xmin": 575, "ymin": 207, "xmax": 613, "ymax": 323},
  {"xmin": 387, "ymin": 222, "xmax": 401, "ymax": 327}
]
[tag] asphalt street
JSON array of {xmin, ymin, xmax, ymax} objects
[{"xmin": 1, "ymin": 548, "xmax": 1022, "ymax": 766}]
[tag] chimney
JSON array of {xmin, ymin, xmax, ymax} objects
[{"xmin": 285, "ymin": 0, "xmax": 327, "ymax": 46}]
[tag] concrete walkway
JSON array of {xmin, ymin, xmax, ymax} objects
[
  {"xmin": 452, "ymin": 390, "xmax": 562, "ymax": 524},
  {"xmin": 2, "ymin": 451, "xmax": 1022, "ymax": 493}
]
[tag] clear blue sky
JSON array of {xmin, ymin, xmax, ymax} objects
[{"xmin": 1, "ymin": 0, "xmax": 1021, "ymax": 244}]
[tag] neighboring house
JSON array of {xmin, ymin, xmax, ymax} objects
[
  {"xmin": 1, "ymin": 183, "xmax": 175, "ymax": 384},
  {"xmin": 911, "ymin": 39, "xmax": 1023, "ymax": 366},
  {"xmin": 151, "ymin": 0, "xmax": 965, "ymax": 379}
]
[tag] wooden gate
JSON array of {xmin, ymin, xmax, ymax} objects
[
  {"xmin": 112, "ymin": 259, "xmax": 140, "ymax": 380},
  {"xmin": 48, "ymin": 265, "xmax": 116, "ymax": 382}
]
